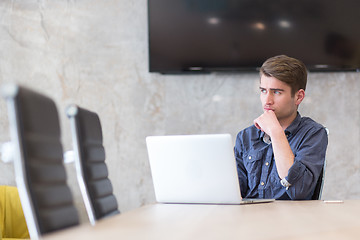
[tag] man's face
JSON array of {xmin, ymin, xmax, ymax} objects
[{"xmin": 259, "ymin": 75, "xmax": 300, "ymax": 126}]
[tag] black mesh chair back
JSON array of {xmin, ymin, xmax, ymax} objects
[
  {"xmin": 1, "ymin": 84, "xmax": 79, "ymax": 239},
  {"xmin": 311, "ymin": 128, "xmax": 328, "ymax": 200},
  {"xmin": 66, "ymin": 104, "xmax": 119, "ymax": 225},
  {"xmin": 311, "ymin": 167, "xmax": 325, "ymax": 200}
]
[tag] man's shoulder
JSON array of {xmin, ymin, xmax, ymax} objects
[
  {"xmin": 297, "ymin": 116, "xmax": 328, "ymax": 138},
  {"xmin": 235, "ymin": 125, "xmax": 262, "ymax": 151},
  {"xmin": 236, "ymin": 125, "xmax": 261, "ymax": 142},
  {"xmin": 238, "ymin": 124, "xmax": 258, "ymax": 135},
  {"xmin": 300, "ymin": 116, "xmax": 326, "ymax": 130}
]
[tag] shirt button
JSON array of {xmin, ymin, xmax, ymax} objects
[
  {"xmin": 265, "ymin": 162, "xmax": 269, "ymax": 166},
  {"xmin": 248, "ymin": 156, "xmax": 252, "ymax": 160},
  {"xmin": 261, "ymin": 182, "xmax": 265, "ymax": 186}
]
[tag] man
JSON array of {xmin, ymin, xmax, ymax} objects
[{"xmin": 234, "ymin": 55, "xmax": 328, "ymax": 200}]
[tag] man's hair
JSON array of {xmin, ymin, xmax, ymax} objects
[{"xmin": 260, "ymin": 55, "xmax": 308, "ymax": 95}]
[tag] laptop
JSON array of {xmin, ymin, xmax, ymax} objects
[{"xmin": 146, "ymin": 133, "xmax": 274, "ymax": 205}]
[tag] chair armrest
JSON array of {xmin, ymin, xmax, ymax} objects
[
  {"xmin": 0, "ymin": 142, "xmax": 14, "ymax": 163},
  {"xmin": 63, "ymin": 150, "xmax": 75, "ymax": 164}
]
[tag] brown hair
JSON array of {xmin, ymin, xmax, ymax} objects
[{"xmin": 260, "ymin": 55, "xmax": 307, "ymax": 95}]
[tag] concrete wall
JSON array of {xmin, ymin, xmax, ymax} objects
[{"xmin": 0, "ymin": 1, "xmax": 359, "ymax": 222}]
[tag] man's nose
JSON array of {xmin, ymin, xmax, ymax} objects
[{"xmin": 265, "ymin": 93, "xmax": 273, "ymax": 104}]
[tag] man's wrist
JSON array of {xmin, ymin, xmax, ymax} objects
[{"xmin": 280, "ymin": 178, "xmax": 291, "ymax": 190}]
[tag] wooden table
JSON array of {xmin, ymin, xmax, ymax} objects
[{"xmin": 43, "ymin": 200, "xmax": 360, "ymax": 240}]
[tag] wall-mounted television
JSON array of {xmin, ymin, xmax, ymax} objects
[{"xmin": 148, "ymin": 0, "xmax": 360, "ymax": 73}]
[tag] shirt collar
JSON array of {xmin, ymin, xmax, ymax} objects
[{"xmin": 284, "ymin": 112, "xmax": 301, "ymax": 136}]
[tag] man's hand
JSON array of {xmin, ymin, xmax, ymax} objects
[{"xmin": 254, "ymin": 110, "xmax": 282, "ymax": 137}]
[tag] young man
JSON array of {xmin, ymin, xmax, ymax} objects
[{"xmin": 234, "ymin": 55, "xmax": 328, "ymax": 200}]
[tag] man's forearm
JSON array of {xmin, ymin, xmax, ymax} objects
[
  {"xmin": 269, "ymin": 129, "xmax": 294, "ymax": 179},
  {"xmin": 254, "ymin": 110, "xmax": 295, "ymax": 179}
]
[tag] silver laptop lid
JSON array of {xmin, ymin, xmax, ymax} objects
[{"xmin": 146, "ymin": 134, "xmax": 242, "ymax": 204}]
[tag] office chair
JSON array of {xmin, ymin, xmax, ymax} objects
[
  {"xmin": 0, "ymin": 185, "xmax": 30, "ymax": 239},
  {"xmin": 311, "ymin": 127, "xmax": 329, "ymax": 200},
  {"xmin": 66, "ymin": 104, "xmax": 120, "ymax": 225},
  {"xmin": 311, "ymin": 167, "xmax": 325, "ymax": 200},
  {"xmin": 1, "ymin": 84, "xmax": 79, "ymax": 239}
]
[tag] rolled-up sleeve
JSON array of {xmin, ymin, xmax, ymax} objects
[{"xmin": 285, "ymin": 127, "xmax": 328, "ymax": 199}]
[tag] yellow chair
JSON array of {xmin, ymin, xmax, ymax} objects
[{"xmin": 0, "ymin": 186, "xmax": 29, "ymax": 240}]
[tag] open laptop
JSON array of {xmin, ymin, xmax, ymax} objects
[{"xmin": 146, "ymin": 134, "xmax": 274, "ymax": 205}]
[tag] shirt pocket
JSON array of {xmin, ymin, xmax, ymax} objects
[
  {"xmin": 268, "ymin": 172, "xmax": 283, "ymax": 197},
  {"xmin": 269, "ymin": 171, "xmax": 282, "ymax": 187},
  {"xmin": 244, "ymin": 149, "xmax": 265, "ymax": 180}
]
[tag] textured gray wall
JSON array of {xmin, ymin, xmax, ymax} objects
[{"xmin": 0, "ymin": 1, "xmax": 359, "ymax": 222}]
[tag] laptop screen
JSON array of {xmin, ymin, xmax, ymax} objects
[{"xmin": 146, "ymin": 134, "xmax": 242, "ymax": 204}]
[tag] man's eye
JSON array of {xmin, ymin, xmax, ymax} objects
[
  {"xmin": 274, "ymin": 91, "xmax": 281, "ymax": 94},
  {"xmin": 261, "ymin": 89, "xmax": 267, "ymax": 93}
]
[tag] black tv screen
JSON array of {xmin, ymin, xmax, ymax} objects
[{"xmin": 148, "ymin": 0, "xmax": 360, "ymax": 73}]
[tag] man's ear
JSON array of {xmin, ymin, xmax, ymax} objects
[{"xmin": 295, "ymin": 89, "xmax": 305, "ymax": 105}]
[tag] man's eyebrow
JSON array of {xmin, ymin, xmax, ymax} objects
[{"xmin": 259, "ymin": 87, "xmax": 285, "ymax": 92}]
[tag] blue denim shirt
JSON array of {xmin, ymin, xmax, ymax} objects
[{"xmin": 234, "ymin": 113, "xmax": 328, "ymax": 200}]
